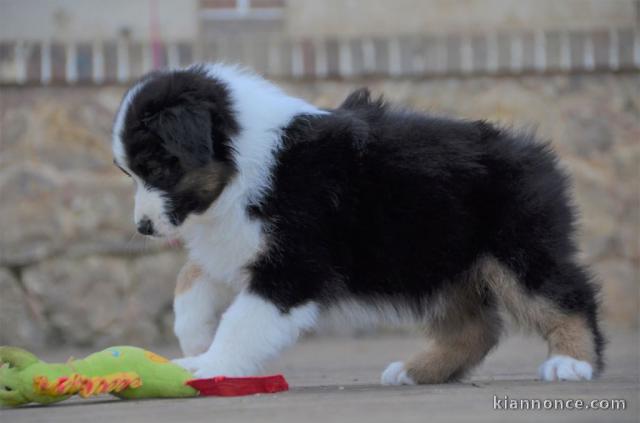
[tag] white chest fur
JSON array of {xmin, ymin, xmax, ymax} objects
[
  {"xmin": 180, "ymin": 178, "xmax": 265, "ymax": 286},
  {"xmin": 178, "ymin": 63, "xmax": 325, "ymax": 286}
]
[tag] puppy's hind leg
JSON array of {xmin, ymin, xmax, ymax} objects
[
  {"xmin": 483, "ymin": 257, "xmax": 605, "ymax": 381},
  {"xmin": 382, "ymin": 286, "xmax": 502, "ymax": 385},
  {"xmin": 173, "ymin": 261, "xmax": 237, "ymax": 357},
  {"xmin": 537, "ymin": 314, "xmax": 600, "ymax": 381},
  {"xmin": 534, "ymin": 264, "xmax": 605, "ymax": 381}
]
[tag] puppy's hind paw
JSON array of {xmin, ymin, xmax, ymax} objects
[
  {"xmin": 381, "ymin": 361, "xmax": 416, "ymax": 385},
  {"xmin": 538, "ymin": 355, "xmax": 593, "ymax": 381}
]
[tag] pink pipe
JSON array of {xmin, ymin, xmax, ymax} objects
[{"xmin": 149, "ymin": 0, "xmax": 163, "ymax": 69}]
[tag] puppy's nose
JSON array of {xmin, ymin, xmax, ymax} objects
[{"xmin": 137, "ymin": 218, "xmax": 155, "ymax": 235}]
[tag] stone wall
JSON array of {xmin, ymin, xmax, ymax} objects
[{"xmin": 1, "ymin": 73, "xmax": 638, "ymax": 348}]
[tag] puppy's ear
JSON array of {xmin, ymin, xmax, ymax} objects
[{"xmin": 143, "ymin": 104, "xmax": 213, "ymax": 168}]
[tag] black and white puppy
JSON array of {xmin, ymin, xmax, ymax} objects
[{"xmin": 112, "ymin": 64, "xmax": 604, "ymax": 384}]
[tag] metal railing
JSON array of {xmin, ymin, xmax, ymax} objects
[{"xmin": 1, "ymin": 28, "xmax": 638, "ymax": 85}]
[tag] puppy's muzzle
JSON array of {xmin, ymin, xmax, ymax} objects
[{"xmin": 137, "ymin": 217, "xmax": 155, "ymax": 236}]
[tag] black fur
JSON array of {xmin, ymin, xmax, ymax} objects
[
  {"xmin": 118, "ymin": 67, "xmax": 238, "ymax": 225},
  {"xmin": 247, "ymin": 89, "xmax": 604, "ymax": 370},
  {"xmin": 117, "ymin": 70, "xmax": 604, "ymax": 372}
]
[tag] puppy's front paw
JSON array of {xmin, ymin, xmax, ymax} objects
[
  {"xmin": 538, "ymin": 355, "xmax": 593, "ymax": 381},
  {"xmin": 172, "ymin": 355, "xmax": 208, "ymax": 373},
  {"xmin": 174, "ymin": 321, "xmax": 216, "ymax": 357},
  {"xmin": 172, "ymin": 353, "xmax": 248, "ymax": 378},
  {"xmin": 381, "ymin": 361, "xmax": 416, "ymax": 385}
]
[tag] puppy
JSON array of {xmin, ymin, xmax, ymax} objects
[{"xmin": 112, "ymin": 63, "xmax": 604, "ymax": 384}]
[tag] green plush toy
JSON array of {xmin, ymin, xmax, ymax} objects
[
  {"xmin": 0, "ymin": 346, "xmax": 288, "ymax": 407},
  {"xmin": 0, "ymin": 346, "xmax": 196, "ymax": 406}
]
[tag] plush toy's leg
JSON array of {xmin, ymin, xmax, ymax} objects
[
  {"xmin": 174, "ymin": 290, "xmax": 318, "ymax": 378},
  {"xmin": 174, "ymin": 261, "xmax": 238, "ymax": 357},
  {"xmin": 0, "ymin": 347, "xmax": 40, "ymax": 370},
  {"xmin": 0, "ymin": 347, "xmax": 41, "ymax": 406}
]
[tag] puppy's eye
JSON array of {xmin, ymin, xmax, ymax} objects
[
  {"xmin": 118, "ymin": 166, "xmax": 132, "ymax": 177},
  {"xmin": 113, "ymin": 160, "xmax": 132, "ymax": 177}
]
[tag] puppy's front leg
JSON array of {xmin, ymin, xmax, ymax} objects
[
  {"xmin": 173, "ymin": 261, "xmax": 237, "ymax": 357},
  {"xmin": 174, "ymin": 290, "xmax": 318, "ymax": 378}
]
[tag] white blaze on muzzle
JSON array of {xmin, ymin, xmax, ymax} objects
[{"xmin": 133, "ymin": 182, "xmax": 173, "ymax": 236}]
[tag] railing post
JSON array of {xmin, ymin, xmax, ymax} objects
[
  {"xmin": 66, "ymin": 42, "xmax": 78, "ymax": 83},
  {"xmin": 92, "ymin": 39, "xmax": 105, "ymax": 83},
  {"xmin": 40, "ymin": 40, "xmax": 52, "ymax": 84},
  {"xmin": 338, "ymin": 39, "xmax": 353, "ymax": 77},
  {"xmin": 583, "ymin": 33, "xmax": 595, "ymax": 71},
  {"xmin": 14, "ymin": 41, "xmax": 28, "ymax": 84},
  {"xmin": 633, "ymin": 28, "xmax": 640, "ymax": 68},
  {"xmin": 117, "ymin": 38, "xmax": 130, "ymax": 82},
  {"xmin": 291, "ymin": 41, "xmax": 304, "ymax": 78},
  {"xmin": 362, "ymin": 39, "xmax": 376, "ymax": 74},
  {"xmin": 267, "ymin": 36, "xmax": 282, "ymax": 77},
  {"xmin": 387, "ymin": 37, "xmax": 401, "ymax": 77},
  {"xmin": 510, "ymin": 33, "xmax": 523, "ymax": 73},
  {"xmin": 313, "ymin": 39, "xmax": 327, "ymax": 78},
  {"xmin": 608, "ymin": 28, "xmax": 619, "ymax": 70},
  {"xmin": 167, "ymin": 42, "xmax": 180, "ymax": 69},
  {"xmin": 460, "ymin": 35, "xmax": 473, "ymax": 74},
  {"xmin": 559, "ymin": 31, "xmax": 571, "ymax": 71},
  {"xmin": 142, "ymin": 41, "xmax": 153, "ymax": 74},
  {"xmin": 486, "ymin": 33, "xmax": 498, "ymax": 73},
  {"xmin": 534, "ymin": 30, "xmax": 546, "ymax": 72}
]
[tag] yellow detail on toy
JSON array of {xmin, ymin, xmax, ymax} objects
[{"xmin": 144, "ymin": 351, "xmax": 170, "ymax": 363}]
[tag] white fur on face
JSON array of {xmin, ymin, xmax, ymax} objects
[
  {"xmin": 133, "ymin": 182, "xmax": 176, "ymax": 237},
  {"xmin": 173, "ymin": 291, "xmax": 319, "ymax": 377}
]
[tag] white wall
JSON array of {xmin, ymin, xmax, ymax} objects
[
  {"xmin": 1, "ymin": 0, "xmax": 637, "ymax": 42},
  {"xmin": 0, "ymin": 0, "xmax": 199, "ymax": 41}
]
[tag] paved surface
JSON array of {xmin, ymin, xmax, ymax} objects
[{"xmin": 2, "ymin": 328, "xmax": 638, "ymax": 422}]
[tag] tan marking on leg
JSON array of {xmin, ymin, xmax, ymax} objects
[
  {"xmin": 404, "ymin": 268, "xmax": 502, "ymax": 384},
  {"xmin": 546, "ymin": 315, "xmax": 596, "ymax": 364},
  {"xmin": 476, "ymin": 256, "xmax": 557, "ymax": 331},
  {"xmin": 175, "ymin": 261, "xmax": 203, "ymax": 296},
  {"xmin": 406, "ymin": 313, "xmax": 501, "ymax": 383},
  {"xmin": 480, "ymin": 256, "xmax": 597, "ymax": 367}
]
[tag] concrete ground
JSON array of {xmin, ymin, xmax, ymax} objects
[{"xmin": 2, "ymin": 328, "xmax": 638, "ymax": 423}]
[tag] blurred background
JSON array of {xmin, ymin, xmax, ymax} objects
[{"xmin": 0, "ymin": 0, "xmax": 638, "ymax": 349}]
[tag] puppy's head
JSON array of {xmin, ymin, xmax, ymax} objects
[{"xmin": 112, "ymin": 67, "xmax": 238, "ymax": 237}]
